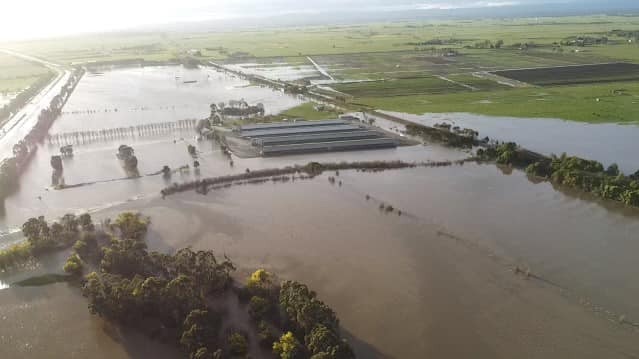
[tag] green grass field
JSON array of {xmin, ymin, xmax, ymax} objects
[
  {"xmin": 0, "ymin": 53, "xmax": 51, "ymax": 94},
  {"xmin": 354, "ymin": 81, "xmax": 639, "ymax": 124},
  {"xmin": 334, "ymin": 77, "xmax": 467, "ymax": 97},
  {"xmin": 280, "ymin": 102, "xmax": 340, "ymax": 120},
  {"xmin": 3, "ymin": 14, "xmax": 639, "ymax": 123}
]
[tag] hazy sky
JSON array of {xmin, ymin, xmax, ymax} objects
[{"xmin": 0, "ymin": 0, "xmax": 630, "ymax": 41}]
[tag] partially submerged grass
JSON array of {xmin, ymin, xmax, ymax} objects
[{"xmin": 355, "ymin": 80, "xmax": 639, "ymax": 124}]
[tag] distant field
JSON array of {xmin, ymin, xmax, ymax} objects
[
  {"xmin": 4, "ymin": 14, "xmax": 639, "ymax": 123},
  {"xmin": 354, "ymin": 80, "xmax": 639, "ymax": 124},
  {"xmin": 5, "ymin": 15, "xmax": 639, "ymax": 64},
  {"xmin": 0, "ymin": 53, "xmax": 51, "ymax": 94},
  {"xmin": 333, "ymin": 77, "xmax": 467, "ymax": 97},
  {"xmin": 493, "ymin": 62, "xmax": 639, "ymax": 86}
]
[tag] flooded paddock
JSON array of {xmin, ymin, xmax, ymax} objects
[
  {"xmin": 382, "ymin": 111, "xmax": 639, "ymax": 173},
  {"xmin": 50, "ymin": 66, "xmax": 303, "ymax": 133},
  {"xmin": 94, "ymin": 164, "xmax": 639, "ymax": 358},
  {"xmin": 2, "ymin": 65, "xmax": 639, "ymax": 358}
]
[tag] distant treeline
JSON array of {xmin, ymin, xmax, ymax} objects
[
  {"xmin": 406, "ymin": 38, "xmax": 460, "ymax": 46},
  {"xmin": 609, "ymin": 29, "xmax": 639, "ymax": 40},
  {"xmin": 560, "ymin": 36, "xmax": 609, "ymax": 47}
]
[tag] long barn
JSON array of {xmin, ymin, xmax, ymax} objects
[{"xmin": 237, "ymin": 119, "xmax": 398, "ymax": 156}]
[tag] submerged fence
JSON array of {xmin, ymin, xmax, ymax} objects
[{"xmin": 47, "ymin": 119, "xmax": 198, "ymax": 146}]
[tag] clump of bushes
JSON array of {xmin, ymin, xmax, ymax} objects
[
  {"xmin": 63, "ymin": 253, "xmax": 84, "ymax": 276},
  {"xmin": 524, "ymin": 153, "xmax": 639, "ymax": 206},
  {"xmin": 0, "ymin": 242, "xmax": 33, "ymax": 270}
]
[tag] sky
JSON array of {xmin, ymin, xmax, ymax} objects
[{"xmin": 0, "ymin": 0, "xmax": 635, "ymax": 41}]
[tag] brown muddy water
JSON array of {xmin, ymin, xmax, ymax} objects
[
  {"xmin": 381, "ymin": 111, "xmax": 639, "ymax": 173},
  {"xmin": 91, "ymin": 166, "xmax": 639, "ymax": 358},
  {"xmin": 1, "ymin": 66, "xmax": 639, "ymax": 358}
]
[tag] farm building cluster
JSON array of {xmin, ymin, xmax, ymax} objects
[{"xmin": 234, "ymin": 119, "xmax": 398, "ymax": 156}]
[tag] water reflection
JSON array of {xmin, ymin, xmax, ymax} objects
[{"xmin": 384, "ymin": 111, "xmax": 639, "ymax": 173}]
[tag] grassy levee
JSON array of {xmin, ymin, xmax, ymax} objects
[
  {"xmin": 355, "ymin": 80, "xmax": 639, "ymax": 124},
  {"xmin": 160, "ymin": 160, "xmax": 467, "ymax": 197}
]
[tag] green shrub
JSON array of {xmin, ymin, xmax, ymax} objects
[
  {"xmin": 0, "ymin": 242, "xmax": 33, "ymax": 270},
  {"xmin": 227, "ymin": 332, "xmax": 248, "ymax": 356},
  {"xmin": 258, "ymin": 320, "xmax": 278, "ymax": 348},
  {"xmin": 63, "ymin": 253, "xmax": 84, "ymax": 276},
  {"xmin": 248, "ymin": 296, "xmax": 271, "ymax": 321},
  {"xmin": 273, "ymin": 331, "xmax": 303, "ymax": 359}
]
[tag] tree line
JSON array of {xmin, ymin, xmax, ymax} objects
[
  {"xmin": 39, "ymin": 211, "xmax": 358, "ymax": 359},
  {"xmin": 477, "ymin": 142, "xmax": 639, "ymax": 207}
]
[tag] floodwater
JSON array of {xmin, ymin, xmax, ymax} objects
[
  {"xmin": 51, "ymin": 66, "xmax": 303, "ymax": 133},
  {"xmin": 0, "ymin": 92, "xmax": 16, "ymax": 108},
  {"xmin": 224, "ymin": 62, "xmax": 320, "ymax": 82},
  {"xmin": 2, "ymin": 65, "xmax": 639, "ymax": 358},
  {"xmin": 98, "ymin": 166, "xmax": 639, "ymax": 358},
  {"xmin": 382, "ymin": 111, "xmax": 639, "ymax": 173}
]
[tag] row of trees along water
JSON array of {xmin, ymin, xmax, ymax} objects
[
  {"xmin": 1, "ymin": 211, "xmax": 355, "ymax": 358},
  {"xmin": 0, "ymin": 68, "xmax": 84, "ymax": 202},
  {"xmin": 0, "ymin": 71, "xmax": 56, "ymax": 121},
  {"xmin": 477, "ymin": 142, "xmax": 639, "ymax": 207}
]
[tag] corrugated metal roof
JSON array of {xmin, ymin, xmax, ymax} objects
[
  {"xmin": 240, "ymin": 119, "xmax": 346, "ymax": 132},
  {"xmin": 241, "ymin": 124, "xmax": 361, "ymax": 138},
  {"xmin": 262, "ymin": 138, "xmax": 397, "ymax": 155},
  {"xmin": 255, "ymin": 131, "xmax": 381, "ymax": 146}
]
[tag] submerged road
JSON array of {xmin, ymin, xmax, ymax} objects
[
  {"xmin": 307, "ymin": 56, "xmax": 334, "ymax": 81},
  {"xmin": 0, "ymin": 49, "xmax": 70, "ymax": 161}
]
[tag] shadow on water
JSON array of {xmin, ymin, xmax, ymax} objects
[
  {"xmin": 101, "ymin": 323, "xmax": 182, "ymax": 359},
  {"xmin": 343, "ymin": 328, "xmax": 395, "ymax": 359}
]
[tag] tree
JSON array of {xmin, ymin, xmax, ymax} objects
[
  {"xmin": 60, "ymin": 213, "xmax": 79, "ymax": 233},
  {"xmin": 22, "ymin": 216, "xmax": 50, "ymax": 250},
  {"xmin": 181, "ymin": 309, "xmax": 221, "ymax": 357},
  {"xmin": 78, "ymin": 213, "xmax": 95, "ymax": 231},
  {"xmin": 165, "ymin": 275, "xmax": 203, "ymax": 324},
  {"xmin": 64, "ymin": 253, "xmax": 84, "ymax": 276},
  {"xmin": 73, "ymin": 232, "xmax": 99, "ymax": 261},
  {"xmin": 606, "ymin": 163, "xmax": 620, "ymax": 176},
  {"xmin": 248, "ymin": 295, "xmax": 271, "ymax": 321},
  {"xmin": 227, "ymin": 332, "xmax": 248, "ymax": 357},
  {"xmin": 279, "ymin": 281, "xmax": 339, "ymax": 336},
  {"xmin": 192, "ymin": 348, "xmax": 223, "ymax": 359},
  {"xmin": 257, "ymin": 320, "xmax": 278, "ymax": 347},
  {"xmin": 273, "ymin": 332, "xmax": 303, "ymax": 359},
  {"xmin": 247, "ymin": 268, "xmax": 276, "ymax": 297},
  {"xmin": 113, "ymin": 212, "xmax": 149, "ymax": 240},
  {"xmin": 101, "ymin": 238, "xmax": 148, "ymax": 277},
  {"xmin": 305, "ymin": 325, "xmax": 354, "ymax": 359}
]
